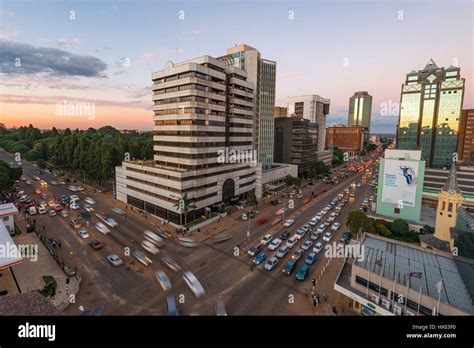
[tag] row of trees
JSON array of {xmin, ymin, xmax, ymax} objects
[
  {"xmin": 0, "ymin": 125, "xmax": 153, "ymax": 183},
  {"xmin": 0, "ymin": 160, "xmax": 22, "ymax": 191}
]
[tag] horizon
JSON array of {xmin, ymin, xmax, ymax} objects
[{"xmin": 1, "ymin": 0, "xmax": 473, "ymax": 134}]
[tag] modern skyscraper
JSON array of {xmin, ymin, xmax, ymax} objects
[
  {"xmin": 219, "ymin": 44, "xmax": 276, "ymax": 170},
  {"xmin": 115, "ymin": 56, "xmax": 256, "ymax": 225},
  {"xmin": 458, "ymin": 109, "xmax": 474, "ymax": 165},
  {"xmin": 287, "ymin": 95, "xmax": 330, "ymax": 154},
  {"xmin": 397, "ymin": 59, "xmax": 465, "ymax": 168},
  {"xmin": 348, "ymin": 91, "xmax": 372, "ymax": 131}
]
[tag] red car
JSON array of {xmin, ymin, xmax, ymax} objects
[{"xmin": 89, "ymin": 240, "xmax": 104, "ymax": 250}]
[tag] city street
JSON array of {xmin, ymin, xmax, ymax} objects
[{"xmin": 2, "ymin": 149, "xmax": 375, "ymax": 315}]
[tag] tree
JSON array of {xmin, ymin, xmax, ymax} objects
[
  {"xmin": 246, "ymin": 192, "xmax": 258, "ymax": 207},
  {"xmin": 174, "ymin": 193, "xmax": 196, "ymax": 226},
  {"xmin": 285, "ymin": 175, "xmax": 297, "ymax": 187},
  {"xmin": 313, "ymin": 161, "xmax": 330, "ymax": 176},
  {"xmin": 0, "ymin": 160, "xmax": 22, "ymax": 190},
  {"xmin": 391, "ymin": 219, "xmax": 409, "ymax": 235},
  {"xmin": 366, "ymin": 143, "xmax": 377, "ymax": 152},
  {"xmin": 346, "ymin": 210, "xmax": 373, "ymax": 240}
]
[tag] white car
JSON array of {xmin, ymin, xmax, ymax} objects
[
  {"xmin": 70, "ymin": 195, "xmax": 79, "ymax": 201},
  {"xmin": 316, "ymin": 224, "xmax": 326, "ymax": 234},
  {"xmin": 276, "ymin": 245, "xmax": 289, "ymax": 258},
  {"xmin": 107, "ymin": 254, "xmax": 123, "ymax": 267},
  {"xmin": 95, "ymin": 222, "xmax": 110, "ymax": 235},
  {"xmin": 183, "ymin": 271, "xmax": 205, "ymax": 298},
  {"xmin": 260, "ymin": 234, "xmax": 273, "ymax": 245},
  {"xmin": 309, "ymin": 217, "xmax": 318, "ymax": 226},
  {"xmin": 28, "ymin": 206, "xmax": 37, "ymax": 215},
  {"xmin": 327, "ymin": 216, "xmax": 335, "ymax": 223},
  {"xmin": 322, "ymin": 232, "xmax": 333, "ymax": 242},
  {"xmin": 70, "ymin": 202, "xmax": 80, "ymax": 210},
  {"xmin": 142, "ymin": 240, "xmax": 159, "ymax": 255},
  {"xmin": 84, "ymin": 197, "xmax": 96, "ymax": 205},
  {"xmin": 310, "ymin": 231, "xmax": 320, "ymax": 240},
  {"xmin": 331, "ymin": 222, "xmax": 341, "ymax": 231},
  {"xmin": 67, "ymin": 185, "xmax": 77, "ymax": 191},
  {"xmin": 268, "ymin": 238, "xmax": 282, "ymax": 251},
  {"xmin": 83, "ymin": 204, "xmax": 94, "ymax": 212},
  {"xmin": 286, "ymin": 237, "xmax": 297, "ymax": 249},
  {"xmin": 324, "ymin": 220, "xmax": 331, "ymax": 227},
  {"xmin": 301, "ymin": 240, "xmax": 313, "ymax": 251},
  {"xmin": 283, "ymin": 219, "xmax": 295, "ymax": 227},
  {"xmin": 38, "ymin": 206, "xmax": 47, "ymax": 214},
  {"xmin": 264, "ymin": 257, "xmax": 278, "ymax": 270},
  {"xmin": 104, "ymin": 217, "xmax": 118, "ymax": 228},
  {"xmin": 313, "ymin": 242, "xmax": 323, "ymax": 254},
  {"xmin": 295, "ymin": 229, "xmax": 305, "ymax": 240},
  {"xmin": 78, "ymin": 229, "xmax": 90, "ymax": 239}
]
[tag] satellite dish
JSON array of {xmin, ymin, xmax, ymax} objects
[{"xmin": 165, "ymin": 61, "xmax": 174, "ymax": 71}]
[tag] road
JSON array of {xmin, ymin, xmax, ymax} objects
[{"xmin": 2, "ymin": 149, "xmax": 376, "ymax": 315}]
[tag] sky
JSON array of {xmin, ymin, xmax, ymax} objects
[{"xmin": 0, "ymin": 0, "xmax": 473, "ymax": 134}]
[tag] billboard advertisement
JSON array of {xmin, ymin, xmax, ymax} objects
[{"xmin": 381, "ymin": 159, "xmax": 419, "ymax": 207}]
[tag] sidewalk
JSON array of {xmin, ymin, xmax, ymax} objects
[{"xmin": 11, "ymin": 217, "xmax": 81, "ymax": 311}]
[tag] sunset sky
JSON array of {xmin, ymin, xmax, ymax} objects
[{"xmin": 1, "ymin": 0, "xmax": 473, "ymax": 134}]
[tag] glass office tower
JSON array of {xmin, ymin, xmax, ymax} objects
[{"xmin": 397, "ymin": 59, "xmax": 465, "ymax": 168}]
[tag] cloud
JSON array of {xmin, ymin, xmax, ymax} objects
[
  {"xmin": 56, "ymin": 37, "xmax": 83, "ymax": 47},
  {"xmin": 137, "ymin": 52, "xmax": 157, "ymax": 63},
  {"xmin": 0, "ymin": 39, "xmax": 107, "ymax": 77}
]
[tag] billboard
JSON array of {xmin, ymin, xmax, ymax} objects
[{"xmin": 381, "ymin": 159, "xmax": 419, "ymax": 207}]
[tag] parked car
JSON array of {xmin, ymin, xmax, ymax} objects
[
  {"xmin": 70, "ymin": 202, "xmax": 80, "ymax": 210},
  {"xmin": 59, "ymin": 210, "xmax": 69, "ymax": 218},
  {"xmin": 89, "ymin": 239, "xmax": 104, "ymax": 250},
  {"xmin": 295, "ymin": 229, "xmax": 306, "ymax": 240},
  {"xmin": 78, "ymin": 229, "xmax": 90, "ymax": 239},
  {"xmin": 107, "ymin": 254, "xmax": 123, "ymax": 266},
  {"xmin": 292, "ymin": 248, "xmax": 304, "ymax": 261},
  {"xmin": 280, "ymin": 230, "xmax": 290, "ymax": 240},
  {"xmin": 253, "ymin": 251, "xmax": 267, "ymax": 265},
  {"xmin": 95, "ymin": 222, "xmax": 110, "ymax": 235},
  {"xmin": 183, "ymin": 271, "xmax": 205, "ymax": 298},
  {"xmin": 301, "ymin": 240, "xmax": 313, "ymax": 250},
  {"xmin": 282, "ymin": 259, "xmax": 297, "ymax": 275},
  {"xmin": 286, "ymin": 237, "xmax": 297, "ymax": 249},
  {"xmin": 322, "ymin": 232, "xmax": 333, "ymax": 242},
  {"xmin": 260, "ymin": 234, "xmax": 273, "ymax": 246},
  {"xmin": 155, "ymin": 270, "xmax": 172, "ymax": 291},
  {"xmin": 264, "ymin": 257, "xmax": 279, "ymax": 271},
  {"xmin": 283, "ymin": 219, "xmax": 295, "ymax": 227},
  {"xmin": 296, "ymin": 264, "xmax": 310, "ymax": 281},
  {"xmin": 276, "ymin": 245, "xmax": 289, "ymax": 258},
  {"xmin": 331, "ymin": 222, "xmax": 341, "ymax": 231},
  {"xmin": 268, "ymin": 238, "xmax": 282, "ymax": 251},
  {"xmin": 38, "ymin": 207, "xmax": 47, "ymax": 215},
  {"xmin": 247, "ymin": 243, "xmax": 262, "ymax": 257},
  {"xmin": 47, "ymin": 209, "xmax": 57, "ymax": 217},
  {"xmin": 313, "ymin": 242, "xmax": 323, "ymax": 254},
  {"xmin": 70, "ymin": 219, "xmax": 82, "ymax": 229},
  {"xmin": 305, "ymin": 252, "xmax": 317, "ymax": 265},
  {"xmin": 337, "ymin": 238, "xmax": 346, "ymax": 249}
]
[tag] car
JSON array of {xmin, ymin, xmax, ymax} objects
[
  {"xmin": 78, "ymin": 229, "xmax": 90, "ymax": 239},
  {"xmin": 309, "ymin": 218, "xmax": 318, "ymax": 226},
  {"xmin": 46, "ymin": 200, "xmax": 55, "ymax": 208},
  {"xmin": 33, "ymin": 176, "xmax": 40, "ymax": 181},
  {"xmin": 253, "ymin": 251, "xmax": 267, "ymax": 265},
  {"xmin": 49, "ymin": 180, "xmax": 59, "ymax": 186},
  {"xmin": 59, "ymin": 195, "xmax": 69, "ymax": 202},
  {"xmin": 47, "ymin": 209, "xmax": 57, "ymax": 217},
  {"xmin": 316, "ymin": 224, "xmax": 326, "ymax": 234},
  {"xmin": 268, "ymin": 238, "xmax": 282, "ymax": 251},
  {"xmin": 95, "ymin": 222, "xmax": 110, "ymax": 235},
  {"xmin": 26, "ymin": 180, "xmax": 32, "ymax": 185},
  {"xmin": 283, "ymin": 219, "xmax": 295, "ymax": 227},
  {"xmin": 112, "ymin": 207, "xmax": 125, "ymax": 215},
  {"xmin": 301, "ymin": 240, "xmax": 313, "ymax": 250},
  {"xmin": 276, "ymin": 245, "xmax": 289, "ymax": 258},
  {"xmin": 54, "ymin": 204, "xmax": 64, "ymax": 211},
  {"xmin": 132, "ymin": 250, "xmax": 153, "ymax": 266},
  {"xmin": 305, "ymin": 252, "xmax": 317, "ymax": 265},
  {"xmin": 324, "ymin": 220, "xmax": 331, "ymax": 227},
  {"xmin": 241, "ymin": 212, "xmax": 255, "ymax": 220},
  {"xmin": 89, "ymin": 239, "xmax": 104, "ymax": 250},
  {"xmin": 83, "ymin": 204, "xmax": 93, "ymax": 212},
  {"xmin": 39, "ymin": 201, "xmax": 47, "ymax": 208},
  {"xmin": 357, "ymin": 182, "xmax": 361, "ymax": 187},
  {"xmin": 84, "ymin": 197, "xmax": 96, "ymax": 205},
  {"xmin": 260, "ymin": 234, "xmax": 273, "ymax": 246},
  {"xmin": 141, "ymin": 240, "xmax": 159, "ymax": 255},
  {"xmin": 19, "ymin": 195, "xmax": 28, "ymax": 203},
  {"xmin": 58, "ymin": 180, "xmax": 65, "ymax": 185},
  {"xmin": 40, "ymin": 180, "xmax": 48, "ymax": 187},
  {"xmin": 215, "ymin": 300, "xmax": 227, "ymax": 316},
  {"xmin": 59, "ymin": 210, "xmax": 69, "ymax": 218},
  {"xmin": 144, "ymin": 230, "xmax": 164, "ymax": 247},
  {"xmin": 155, "ymin": 270, "xmax": 172, "ymax": 291},
  {"xmin": 292, "ymin": 248, "xmax": 304, "ymax": 261},
  {"xmin": 70, "ymin": 202, "xmax": 80, "ymax": 210},
  {"xmin": 295, "ymin": 229, "xmax": 306, "ymax": 240},
  {"xmin": 80, "ymin": 211, "xmax": 91, "ymax": 220},
  {"xmin": 77, "ymin": 185, "xmax": 85, "ymax": 191},
  {"xmin": 247, "ymin": 243, "xmax": 262, "ymax": 257},
  {"xmin": 337, "ymin": 238, "xmax": 346, "ymax": 249},
  {"xmin": 313, "ymin": 242, "xmax": 323, "ymax": 254},
  {"xmin": 322, "ymin": 232, "xmax": 333, "ymax": 242},
  {"xmin": 182, "ymin": 271, "xmax": 205, "ymax": 298},
  {"xmin": 350, "ymin": 192, "xmax": 355, "ymax": 197},
  {"xmin": 280, "ymin": 230, "xmax": 290, "ymax": 240},
  {"xmin": 286, "ymin": 237, "xmax": 297, "ymax": 249},
  {"xmin": 104, "ymin": 217, "xmax": 118, "ymax": 228},
  {"xmin": 67, "ymin": 185, "xmax": 77, "ymax": 191},
  {"xmin": 270, "ymin": 199, "xmax": 281, "ymax": 206},
  {"xmin": 264, "ymin": 257, "xmax": 279, "ymax": 270},
  {"xmin": 331, "ymin": 222, "xmax": 341, "ymax": 231},
  {"xmin": 342, "ymin": 231, "xmax": 352, "ymax": 241},
  {"xmin": 282, "ymin": 259, "xmax": 297, "ymax": 275},
  {"xmin": 70, "ymin": 195, "xmax": 79, "ymax": 201},
  {"xmin": 155, "ymin": 228, "xmax": 170, "ymax": 240},
  {"xmin": 296, "ymin": 264, "xmax": 310, "ymax": 281},
  {"xmin": 38, "ymin": 206, "xmax": 47, "ymax": 215},
  {"xmin": 310, "ymin": 231, "xmax": 320, "ymax": 240},
  {"xmin": 327, "ymin": 216, "xmax": 335, "ymax": 223},
  {"xmin": 161, "ymin": 256, "xmax": 181, "ymax": 272},
  {"xmin": 70, "ymin": 219, "xmax": 82, "ymax": 229},
  {"xmin": 107, "ymin": 254, "xmax": 123, "ymax": 266},
  {"xmin": 165, "ymin": 295, "xmax": 179, "ymax": 316}
]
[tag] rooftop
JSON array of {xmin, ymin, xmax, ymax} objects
[
  {"xmin": 0, "ymin": 203, "xmax": 18, "ymax": 217},
  {"xmin": 356, "ymin": 234, "xmax": 474, "ymax": 314}
]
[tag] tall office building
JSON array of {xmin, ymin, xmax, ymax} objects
[
  {"xmin": 458, "ymin": 109, "xmax": 474, "ymax": 165},
  {"xmin": 397, "ymin": 59, "xmax": 465, "ymax": 168},
  {"xmin": 115, "ymin": 56, "xmax": 256, "ymax": 225},
  {"xmin": 287, "ymin": 95, "xmax": 330, "ymax": 154},
  {"xmin": 348, "ymin": 91, "xmax": 372, "ymax": 131},
  {"xmin": 219, "ymin": 44, "xmax": 276, "ymax": 170}
]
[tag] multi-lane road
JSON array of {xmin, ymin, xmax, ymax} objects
[{"xmin": 2, "ymin": 149, "xmax": 376, "ymax": 315}]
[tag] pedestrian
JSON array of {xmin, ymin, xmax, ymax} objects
[
  {"xmin": 250, "ymin": 265, "xmax": 254, "ymax": 272},
  {"xmin": 42, "ymin": 225, "xmax": 45, "ymax": 231},
  {"xmin": 332, "ymin": 306, "xmax": 337, "ymax": 315},
  {"xmin": 197, "ymin": 228, "xmax": 200, "ymax": 233},
  {"xmin": 58, "ymin": 240, "xmax": 62, "ymax": 248}
]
